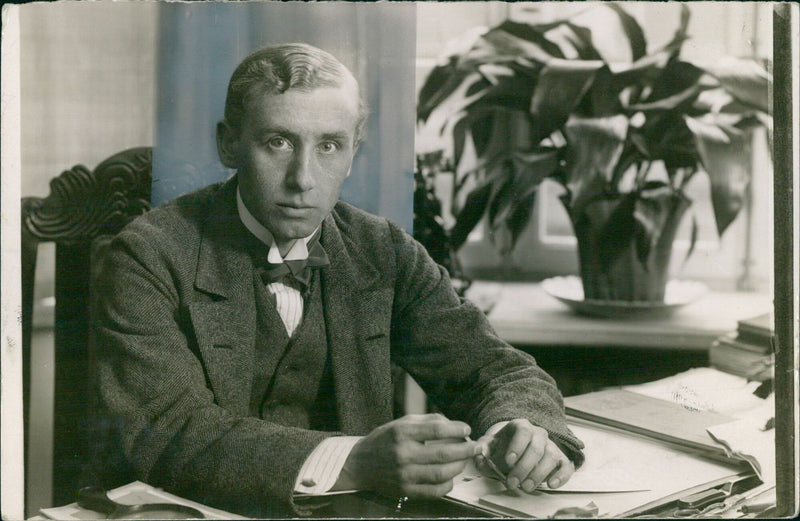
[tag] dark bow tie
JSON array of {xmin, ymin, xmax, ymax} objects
[{"xmin": 259, "ymin": 237, "xmax": 329, "ymax": 289}]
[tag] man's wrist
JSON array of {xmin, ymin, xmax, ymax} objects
[
  {"xmin": 294, "ymin": 436, "xmax": 362, "ymax": 495},
  {"xmin": 332, "ymin": 436, "xmax": 369, "ymax": 491}
]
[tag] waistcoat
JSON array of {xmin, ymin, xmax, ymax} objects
[{"xmin": 249, "ymin": 269, "xmax": 337, "ymax": 431}]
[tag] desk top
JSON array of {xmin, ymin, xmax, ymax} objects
[{"xmin": 468, "ymin": 282, "xmax": 771, "ymax": 350}]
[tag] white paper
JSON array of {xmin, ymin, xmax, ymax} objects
[
  {"xmin": 707, "ymin": 395, "xmax": 776, "ymax": 486},
  {"xmin": 623, "ymin": 367, "xmax": 766, "ymax": 417},
  {"xmin": 450, "ymin": 421, "xmax": 746, "ymax": 518}
]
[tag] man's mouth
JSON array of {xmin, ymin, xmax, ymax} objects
[{"xmin": 276, "ymin": 203, "xmax": 316, "ymax": 214}]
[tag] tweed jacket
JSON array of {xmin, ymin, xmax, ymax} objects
[{"xmin": 93, "ymin": 177, "xmax": 584, "ymax": 515}]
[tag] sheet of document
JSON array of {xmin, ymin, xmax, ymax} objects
[
  {"xmin": 707, "ymin": 394, "xmax": 776, "ymax": 486},
  {"xmin": 448, "ymin": 420, "xmax": 747, "ymax": 518},
  {"xmin": 622, "ymin": 367, "xmax": 766, "ymax": 417},
  {"xmin": 565, "ymin": 388, "xmax": 735, "ymax": 454}
]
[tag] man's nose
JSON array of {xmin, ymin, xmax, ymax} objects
[{"xmin": 286, "ymin": 148, "xmax": 316, "ymax": 192}]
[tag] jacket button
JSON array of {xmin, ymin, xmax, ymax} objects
[{"xmin": 301, "ymin": 478, "xmax": 316, "ymax": 487}]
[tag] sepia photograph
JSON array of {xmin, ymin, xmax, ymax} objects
[{"xmin": 1, "ymin": 1, "xmax": 797, "ymax": 519}]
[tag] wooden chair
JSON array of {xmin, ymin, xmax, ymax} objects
[{"xmin": 21, "ymin": 147, "xmax": 152, "ymax": 507}]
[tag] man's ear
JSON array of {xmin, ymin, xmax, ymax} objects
[{"xmin": 216, "ymin": 121, "xmax": 240, "ymax": 169}]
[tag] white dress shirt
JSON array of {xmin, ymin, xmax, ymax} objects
[
  {"xmin": 237, "ymin": 189, "xmax": 314, "ymax": 337},
  {"xmin": 236, "ymin": 188, "xmax": 360, "ymax": 495}
]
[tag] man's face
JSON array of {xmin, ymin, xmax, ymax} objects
[{"xmin": 224, "ymin": 85, "xmax": 360, "ymax": 245}]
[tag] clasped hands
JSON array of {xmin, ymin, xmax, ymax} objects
[{"xmin": 337, "ymin": 413, "xmax": 574, "ymax": 498}]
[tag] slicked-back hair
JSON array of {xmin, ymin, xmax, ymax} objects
[{"xmin": 223, "ymin": 43, "xmax": 368, "ymax": 144}]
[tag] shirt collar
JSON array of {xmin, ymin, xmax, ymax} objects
[{"xmin": 236, "ymin": 187, "xmax": 316, "ymax": 263}]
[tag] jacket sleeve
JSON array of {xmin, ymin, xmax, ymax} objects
[
  {"xmin": 385, "ymin": 221, "xmax": 585, "ymax": 466},
  {"xmin": 93, "ymin": 224, "xmax": 330, "ymax": 517}
]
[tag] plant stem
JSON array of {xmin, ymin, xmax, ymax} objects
[{"xmin": 634, "ymin": 160, "xmax": 652, "ymax": 190}]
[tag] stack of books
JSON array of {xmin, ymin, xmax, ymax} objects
[{"xmin": 709, "ymin": 312, "xmax": 774, "ymax": 381}]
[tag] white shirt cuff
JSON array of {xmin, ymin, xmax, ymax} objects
[{"xmin": 293, "ymin": 436, "xmax": 362, "ymax": 495}]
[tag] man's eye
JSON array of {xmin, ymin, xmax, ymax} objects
[
  {"xmin": 267, "ymin": 137, "xmax": 292, "ymax": 150},
  {"xmin": 318, "ymin": 141, "xmax": 340, "ymax": 154}
]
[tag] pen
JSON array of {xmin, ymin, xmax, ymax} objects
[{"xmin": 471, "ymin": 437, "xmax": 507, "ymax": 481}]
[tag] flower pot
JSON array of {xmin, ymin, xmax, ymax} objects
[{"xmin": 565, "ymin": 190, "xmax": 691, "ymax": 303}]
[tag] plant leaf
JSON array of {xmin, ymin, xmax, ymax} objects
[
  {"xmin": 562, "ymin": 115, "xmax": 629, "ymax": 216},
  {"xmin": 419, "ymin": 67, "xmax": 491, "ymax": 124},
  {"xmin": 459, "ymin": 21, "xmax": 562, "ymax": 68},
  {"xmin": 490, "ymin": 20, "xmax": 566, "ymax": 59},
  {"xmin": 597, "ymin": 193, "xmax": 637, "ymax": 272},
  {"xmin": 489, "ymin": 191, "xmax": 537, "ymax": 256},
  {"xmin": 450, "ymin": 182, "xmax": 493, "ymax": 250},
  {"xmin": 613, "ymin": 5, "xmax": 689, "ymax": 87},
  {"xmin": 642, "ymin": 112, "xmax": 699, "ymax": 170},
  {"xmin": 418, "ymin": 60, "xmax": 461, "ymax": 122},
  {"xmin": 609, "ymin": 140, "xmax": 646, "ymax": 188},
  {"xmin": 529, "ymin": 59, "xmax": 605, "ymax": 143},
  {"xmin": 628, "ymin": 83, "xmax": 702, "ymax": 112},
  {"xmin": 699, "ymin": 56, "xmax": 771, "ymax": 113},
  {"xmin": 632, "ymin": 185, "xmax": 675, "ymax": 267},
  {"xmin": 487, "ymin": 149, "xmax": 559, "ymax": 227},
  {"xmin": 413, "ymin": 167, "xmax": 452, "ymax": 268},
  {"xmin": 628, "ymin": 59, "xmax": 705, "ymax": 111},
  {"xmin": 687, "ymin": 119, "xmax": 752, "ymax": 236},
  {"xmin": 564, "ymin": 22, "xmax": 603, "ymax": 60},
  {"xmin": 681, "ymin": 209, "xmax": 699, "ymax": 267},
  {"xmin": 585, "ymin": 66, "xmax": 622, "ymax": 117},
  {"xmin": 461, "ymin": 107, "xmax": 535, "ymax": 175},
  {"xmin": 605, "ymin": 3, "xmax": 647, "ymax": 61},
  {"xmin": 467, "ymin": 64, "xmax": 539, "ymax": 114}
]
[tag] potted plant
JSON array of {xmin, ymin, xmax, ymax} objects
[{"xmin": 416, "ymin": 3, "xmax": 772, "ymax": 303}]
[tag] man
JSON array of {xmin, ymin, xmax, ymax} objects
[{"xmin": 94, "ymin": 43, "xmax": 584, "ymax": 517}]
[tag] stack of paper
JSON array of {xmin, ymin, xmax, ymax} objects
[
  {"xmin": 710, "ymin": 312, "xmax": 774, "ymax": 380},
  {"xmin": 446, "ymin": 368, "xmax": 774, "ymax": 518},
  {"xmin": 565, "ymin": 368, "xmax": 774, "ymax": 480},
  {"xmin": 447, "ymin": 420, "xmax": 747, "ymax": 518}
]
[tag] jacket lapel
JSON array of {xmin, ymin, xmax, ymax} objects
[
  {"xmin": 320, "ymin": 211, "xmax": 395, "ymax": 434},
  {"xmin": 188, "ymin": 179, "xmax": 257, "ymax": 415}
]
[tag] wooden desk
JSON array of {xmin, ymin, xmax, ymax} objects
[
  {"xmin": 468, "ymin": 281, "xmax": 771, "ymax": 350},
  {"xmin": 461, "ymin": 282, "xmax": 772, "ymax": 396},
  {"xmin": 302, "ymin": 491, "xmax": 493, "ymax": 518}
]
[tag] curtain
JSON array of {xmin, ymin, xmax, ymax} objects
[{"xmin": 153, "ymin": 2, "xmax": 416, "ymax": 230}]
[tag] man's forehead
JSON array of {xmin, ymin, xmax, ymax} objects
[{"xmin": 242, "ymin": 84, "xmax": 360, "ymax": 133}]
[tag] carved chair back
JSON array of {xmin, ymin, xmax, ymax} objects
[{"xmin": 21, "ymin": 147, "xmax": 152, "ymax": 507}]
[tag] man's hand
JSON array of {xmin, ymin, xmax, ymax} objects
[
  {"xmin": 475, "ymin": 419, "xmax": 574, "ymax": 492},
  {"xmin": 337, "ymin": 413, "xmax": 481, "ymax": 498}
]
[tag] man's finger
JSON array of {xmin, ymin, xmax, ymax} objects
[
  {"xmin": 414, "ymin": 439, "xmax": 480, "ymax": 464},
  {"xmin": 402, "ymin": 479, "xmax": 456, "ymax": 498},
  {"xmin": 401, "ymin": 459, "xmax": 467, "ymax": 485},
  {"xmin": 520, "ymin": 443, "xmax": 561, "ymax": 492},
  {"xmin": 503, "ymin": 421, "xmax": 536, "ymax": 467},
  {"xmin": 546, "ymin": 457, "xmax": 575, "ymax": 489},
  {"xmin": 403, "ymin": 418, "xmax": 470, "ymax": 441},
  {"xmin": 405, "ymin": 412, "xmax": 447, "ymax": 422},
  {"xmin": 506, "ymin": 434, "xmax": 547, "ymax": 486}
]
